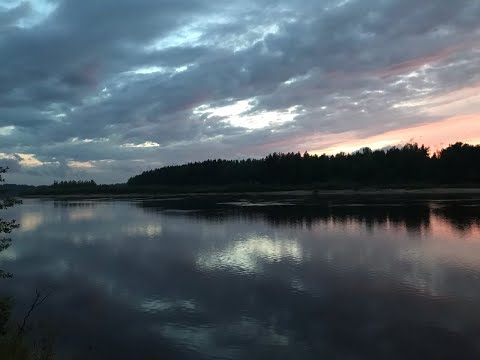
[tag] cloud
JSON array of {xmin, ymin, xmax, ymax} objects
[
  {"xmin": 0, "ymin": 156, "xmax": 22, "ymax": 173},
  {"xmin": 1, "ymin": 0, "xmax": 480, "ymax": 184}
]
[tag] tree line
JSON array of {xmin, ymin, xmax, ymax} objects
[
  {"xmin": 52, "ymin": 180, "xmax": 97, "ymax": 188},
  {"xmin": 127, "ymin": 142, "xmax": 480, "ymax": 187}
]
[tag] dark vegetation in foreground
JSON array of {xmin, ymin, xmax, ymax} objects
[
  {"xmin": 10, "ymin": 142, "xmax": 480, "ymax": 196},
  {"xmin": 1, "ymin": 168, "xmax": 54, "ymax": 359}
]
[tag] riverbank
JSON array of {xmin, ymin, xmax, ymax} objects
[{"xmin": 21, "ymin": 187, "xmax": 480, "ymax": 200}]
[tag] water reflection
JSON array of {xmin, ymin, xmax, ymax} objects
[
  {"xmin": 140, "ymin": 198, "xmax": 480, "ymax": 237},
  {"xmin": 123, "ymin": 223, "xmax": 163, "ymax": 238},
  {"xmin": 19, "ymin": 212, "xmax": 44, "ymax": 232},
  {"xmin": 0, "ymin": 198, "xmax": 480, "ymax": 359},
  {"xmin": 197, "ymin": 234, "xmax": 303, "ymax": 274},
  {"xmin": 433, "ymin": 205, "xmax": 480, "ymax": 233},
  {"xmin": 53, "ymin": 201, "xmax": 99, "ymax": 208}
]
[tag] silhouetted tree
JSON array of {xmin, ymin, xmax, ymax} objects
[
  {"xmin": 0, "ymin": 169, "xmax": 54, "ymax": 359},
  {"xmin": 127, "ymin": 143, "xmax": 480, "ymax": 188},
  {"xmin": 0, "ymin": 167, "xmax": 19, "ymax": 344},
  {"xmin": 0, "ymin": 168, "xmax": 20, "ymax": 279}
]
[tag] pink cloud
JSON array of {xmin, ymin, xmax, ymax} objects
[{"xmin": 311, "ymin": 113, "xmax": 480, "ymax": 155}]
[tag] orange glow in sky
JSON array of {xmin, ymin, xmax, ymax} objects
[
  {"xmin": 314, "ymin": 113, "xmax": 480, "ymax": 155},
  {"xmin": 309, "ymin": 80, "xmax": 480, "ymax": 155}
]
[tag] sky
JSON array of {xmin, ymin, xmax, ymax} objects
[{"xmin": 0, "ymin": 0, "xmax": 479, "ymax": 185}]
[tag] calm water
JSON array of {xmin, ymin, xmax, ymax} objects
[{"xmin": 1, "ymin": 196, "xmax": 480, "ymax": 359}]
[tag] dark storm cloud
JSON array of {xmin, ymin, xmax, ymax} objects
[
  {"xmin": 1, "ymin": 0, "xmax": 479, "ymax": 184},
  {"xmin": 0, "ymin": 156, "xmax": 22, "ymax": 172}
]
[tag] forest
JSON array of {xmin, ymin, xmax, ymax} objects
[
  {"xmin": 127, "ymin": 142, "xmax": 480, "ymax": 187},
  {"xmin": 16, "ymin": 142, "xmax": 480, "ymax": 196}
]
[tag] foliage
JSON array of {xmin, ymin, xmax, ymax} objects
[
  {"xmin": 19, "ymin": 143, "xmax": 480, "ymax": 196},
  {"xmin": 51, "ymin": 180, "xmax": 96, "ymax": 188},
  {"xmin": 0, "ymin": 167, "xmax": 20, "ymax": 279},
  {"xmin": 127, "ymin": 142, "xmax": 480, "ymax": 187},
  {"xmin": 0, "ymin": 168, "xmax": 53, "ymax": 360},
  {"xmin": 0, "ymin": 185, "xmax": 36, "ymax": 197}
]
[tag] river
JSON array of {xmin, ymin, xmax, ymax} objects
[{"xmin": 1, "ymin": 195, "xmax": 480, "ymax": 359}]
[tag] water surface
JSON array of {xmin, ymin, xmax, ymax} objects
[{"xmin": 1, "ymin": 196, "xmax": 480, "ymax": 359}]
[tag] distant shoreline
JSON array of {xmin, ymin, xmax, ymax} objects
[{"xmin": 21, "ymin": 187, "xmax": 480, "ymax": 199}]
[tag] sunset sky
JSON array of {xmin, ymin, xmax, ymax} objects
[{"xmin": 1, "ymin": 0, "xmax": 480, "ymax": 184}]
